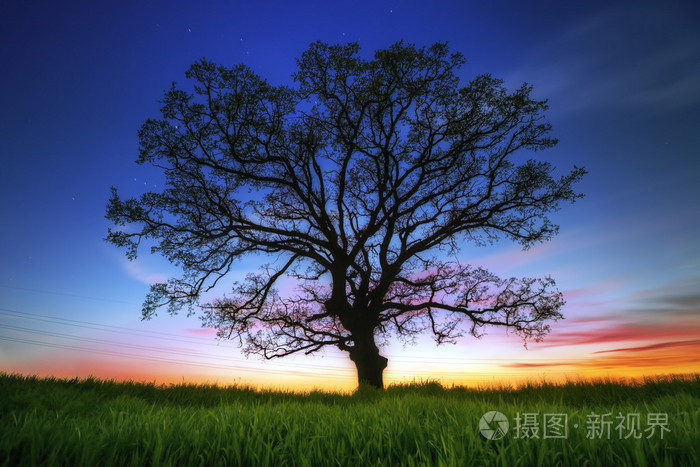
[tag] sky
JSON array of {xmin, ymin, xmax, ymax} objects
[{"xmin": 1, "ymin": 0, "xmax": 699, "ymax": 391}]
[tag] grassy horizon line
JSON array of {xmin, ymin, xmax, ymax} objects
[{"xmin": 2, "ymin": 370, "xmax": 698, "ymax": 397}]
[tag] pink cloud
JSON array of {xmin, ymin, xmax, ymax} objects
[
  {"xmin": 566, "ymin": 314, "xmax": 622, "ymax": 324},
  {"xmin": 184, "ymin": 328, "xmax": 219, "ymax": 337},
  {"xmin": 541, "ymin": 320, "xmax": 700, "ymax": 348},
  {"xmin": 501, "ymin": 361, "xmax": 578, "ymax": 368},
  {"xmin": 594, "ymin": 339, "xmax": 700, "ymax": 354}
]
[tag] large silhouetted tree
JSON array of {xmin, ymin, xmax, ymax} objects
[{"xmin": 106, "ymin": 41, "xmax": 585, "ymax": 389}]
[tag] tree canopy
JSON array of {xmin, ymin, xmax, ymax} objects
[{"xmin": 106, "ymin": 41, "xmax": 585, "ymax": 389}]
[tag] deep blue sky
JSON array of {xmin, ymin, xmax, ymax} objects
[{"xmin": 1, "ymin": 0, "xmax": 699, "ymax": 388}]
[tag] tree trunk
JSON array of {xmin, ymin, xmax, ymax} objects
[{"xmin": 349, "ymin": 333, "xmax": 388, "ymax": 390}]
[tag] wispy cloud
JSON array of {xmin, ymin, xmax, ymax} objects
[
  {"xmin": 122, "ymin": 260, "xmax": 167, "ymax": 285},
  {"xmin": 500, "ymin": 339, "xmax": 700, "ymax": 372},
  {"xmin": 501, "ymin": 361, "xmax": 578, "ymax": 369},
  {"xmin": 594, "ymin": 339, "xmax": 700, "ymax": 354},
  {"xmin": 506, "ymin": 2, "xmax": 700, "ymax": 116},
  {"xmin": 643, "ymin": 291, "xmax": 700, "ymax": 316},
  {"xmin": 542, "ymin": 321, "xmax": 700, "ymax": 348},
  {"xmin": 184, "ymin": 328, "xmax": 218, "ymax": 338}
]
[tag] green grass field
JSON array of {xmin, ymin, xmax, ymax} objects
[{"xmin": 1, "ymin": 372, "xmax": 698, "ymax": 466}]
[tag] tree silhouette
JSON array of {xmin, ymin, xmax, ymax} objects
[{"xmin": 106, "ymin": 41, "xmax": 585, "ymax": 389}]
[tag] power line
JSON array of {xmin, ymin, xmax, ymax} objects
[
  {"xmin": 0, "ymin": 284, "xmax": 138, "ymax": 306},
  {"xmin": 0, "ymin": 333, "xmax": 502, "ymax": 379},
  {"xmin": 0, "ymin": 323, "xmax": 352, "ymax": 374},
  {"xmin": 0, "ymin": 308, "xmax": 359, "ymax": 376},
  {"xmin": 0, "ymin": 290, "xmax": 542, "ymax": 381},
  {"xmin": 0, "ymin": 284, "xmax": 549, "ymax": 367},
  {"xmin": 0, "ymin": 307, "xmax": 236, "ymax": 347},
  {"xmin": 0, "ymin": 334, "xmax": 351, "ymax": 378},
  {"xmin": 2, "ymin": 323, "xmax": 246, "ymax": 364},
  {"xmin": 0, "ymin": 288, "xmax": 588, "ymax": 382},
  {"xmin": 0, "ymin": 308, "xmax": 518, "ymax": 364}
]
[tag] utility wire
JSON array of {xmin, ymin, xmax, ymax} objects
[
  {"xmin": 0, "ymin": 284, "xmax": 137, "ymax": 306},
  {"xmin": 0, "ymin": 307, "xmax": 236, "ymax": 347},
  {"xmin": 0, "ymin": 323, "xmax": 353, "ymax": 374},
  {"xmin": 0, "ymin": 307, "xmax": 515, "ymax": 364},
  {"xmin": 0, "ymin": 307, "xmax": 525, "ymax": 371},
  {"xmin": 0, "ymin": 334, "xmax": 352, "ymax": 378},
  {"xmin": 0, "ymin": 333, "xmax": 500, "ymax": 379}
]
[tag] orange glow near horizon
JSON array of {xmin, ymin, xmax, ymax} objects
[
  {"xmin": 3, "ymin": 281, "xmax": 698, "ymax": 392},
  {"xmin": 4, "ymin": 336, "xmax": 698, "ymax": 392}
]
